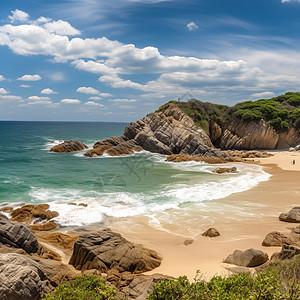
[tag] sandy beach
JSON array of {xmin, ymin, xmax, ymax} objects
[{"xmin": 106, "ymin": 151, "xmax": 300, "ymax": 280}]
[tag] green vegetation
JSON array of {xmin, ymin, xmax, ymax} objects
[
  {"xmin": 42, "ymin": 275, "xmax": 117, "ymax": 300},
  {"xmin": 148, "ymin": 255, "xmax": 300, "ymax": 300},
  {"xmin": 158, "ymin": 92, "xmax": 300, "ymax": 132}
]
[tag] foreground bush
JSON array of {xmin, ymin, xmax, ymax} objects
[
  {"xmin": 148, "ymin": 256, "xmax": 300, "ymax": 300},
  {"xmin": 42, "ymin": 275, "xmax": 117, "ymax": 300}
]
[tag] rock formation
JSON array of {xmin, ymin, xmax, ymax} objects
[
  {"xmin": 50, "ymin": 140, "xmax": 88, "ymax": 153},
  {"xmin": 10, "ymin": 204, "xmax": 59, "ymax": 231},
  {"xmin": 271, "ymin": 244, "xmax": 300, "ymax": 261},
  {"xmin": 0, "ymin": 215, "xmax": 38, "ymax": 253},
  {"xmin": 214, "ymin": 167, "xmax": 237, "ymax": 174},
  {"xmin": 279, "ymin": 207, "xmax": 300, "ymax": 223},
  {"xmin": 69, "ymin": 229, "xmax": 162, "ymax": 274},
  {"xmin": 262, "ymin": 231, "xmax": 293, "ymax": 247},
  {"xmin": 85, "ymin": 104, "xmax": 228, "ymax": 158},
  {"xmin": 202, "ymin": 228, "xmax": 220, "ymax": 237},
  {"xmin": 224, "ymin": 248, "xmax": 269, "ymax": 267},
  {"xmin": 0, "ymin": 253, "xmax": 53, "ymax": 300}
]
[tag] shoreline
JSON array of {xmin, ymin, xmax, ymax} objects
[{"xmin": 105, "ymin": 151, "xmax": 300, "ymax": 280}]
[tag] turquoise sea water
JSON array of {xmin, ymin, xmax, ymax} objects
[{"xmin": 0, "ymin": 121, "xmax": 271, "ymax": 227}]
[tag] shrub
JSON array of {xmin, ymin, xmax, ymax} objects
[
  {"xmin": 42, "ymin": 275, "xmax": 117, "ymax": 300},
  {"xmin": 148, "ymin": 256, "xmax": 300, "ymax": 300}
]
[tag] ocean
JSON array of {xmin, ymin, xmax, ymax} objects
[{"xmin": 0, "ymin": 121, "xmax": 271, "ymax": 231}]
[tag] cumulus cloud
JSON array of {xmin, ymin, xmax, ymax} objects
[
  {"xmin": 251, "ymin": 91, "xmax": 275, "ymax": 99},
  {"xmin": 27, "ymin": 100, "xmax": 53, "ymax": 105},
  {"xmin": 20, "ymin": 84, "xmax": 31, "ymax": 88},
  {"xmin": 17, "ymin": 74, "xmax": 41, "ymax": 81},
  {"xmin": 28, "ymin": 96, "xmax": 50, "ymax": 101},
  {"xmin": 43, "ymin": 20, "xmax": 80, "ymax": 36},
  {"xmin": 0, "ymin": 88, "xmax": 8, "ymax": 94},
  {"xmin": 281, "ymin": 0, "xmax": 300, "ymax": 2},
  {"xmin": 41, "ymin": 88, "xmax": 57, "ymax": 94},
  {"xmin": 1, "ymin": 11, "xmax": 299, "ymax": 102},
  {"xmin": 89, "ymin": 96, "xmax": 102, "ymax": 100},
  {"xmin": 0, "ymin": 95, "xmax": 22, "ymax": 100},
  {"xmin": 0, "ymin": 75, "xmax": 5, "ymax": 81},
  {"xmin": 77, "ymin": 86, "xmax": 99, "ymax": 94},
  {"xmin": 84, "ymin": 101, "xmax": 104, "ymax": 107},
  {"xmin": 187, "ymin": 22, "xmax": 198, "ymax": 31},
  {"xmin": 60, "ymin": 98, "xmax": 81, "ymax": 104},
  {"xmin": 8, "ymin": 9, "xmax": 29, "ymax": 23}
]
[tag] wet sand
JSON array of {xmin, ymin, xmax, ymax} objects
[{"xmin": 107, "ymin": 151, "xmax": 300, "ymax": 280}]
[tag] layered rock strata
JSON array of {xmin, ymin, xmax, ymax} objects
[{"xmin": 86, "ymin": 104, "xmax": 228, "ymax": 158}]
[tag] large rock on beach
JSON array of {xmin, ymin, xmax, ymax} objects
[
  {"xmin": 85, "ymin": 104, "xmax": 228, "ymax": 158},
  {"xmin": 224, "ymin": 248, "xmax": 269, "ymax": 267},
  {"xmin": 0, "ymin": 253, "xmax": 53, "ymax": 300},
  {"xmin": 50, "ymin": 140, "xmax": 88, "ymax": 153},
  {"xmin": 69, "ymin": 228, "xmax": 162, "ymax": 274},
  {"xmin": 262, "ymin": 231, "xmax": 293, "ymax": 247},
  {"xmin": 202, "ymin": 228, "xmax": 220, "ymax": 237},
  {"xmin": 279, "ymin": 207, "xmax": 300, "ymax": 223},
  {"xmin": 0, "ymin": 216, "xmax": 38, "ymax": 253}
]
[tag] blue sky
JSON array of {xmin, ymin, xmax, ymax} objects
[{"xmin": 0, "ymin": 0, "xmax": 300, "ymax": 121}]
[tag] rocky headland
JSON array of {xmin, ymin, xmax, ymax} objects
[{"xmin": 81, "ymin": 92, "xmax": 300, "ymax": 159}]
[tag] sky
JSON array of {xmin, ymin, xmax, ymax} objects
[{"xmin": 0, "ymin": 0, "xmax": 300, "ymax": 121}]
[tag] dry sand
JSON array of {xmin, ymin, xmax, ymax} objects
[{"xmin": 107, "ymin": 151, "xmax": 300, "ymax": 280}]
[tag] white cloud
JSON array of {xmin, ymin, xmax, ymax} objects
[
  {"xmin": 99, "ymin": 92, "xmax": 112, "ymax": 97},
  {"xmin": 77, "ymin": 86, "xmax": 99, "ymax": 94},
  {"xmin": 28, "ymin": 96, "xmax": 51, "ymax": 101},
  {"xmin": 84, "ymin": 101, "xmax": 104, "ymax": 107},
  {"xmin": 0, "ymin": 95, "xmax": 22, "ymax": 100},
  {"xmin": 0, "ymin": 88, "xmax": 8, "ymax": 94},
  {"xmin": 43, "ymin": 20, "xmax": 81, "ymax": 36},
  {"xmin": 251, "ymin": 91, "xmax": 275, "ymax": 99},
  {"xmin": 109, "ymin": 98, "xmax": 136, "ymax": 103},
  {"xmin": 17, "ymin": 74, "xmax": 41, "ymax": 81},
  {"xmin": 1, "ymin": 11, "xmax": 300, "ymax": 102},
  {"xmin": 282, "ymin": 0, "xmax": 300, "ymax": 2},
  {"xmin": 89, "ymin": 96, "xmax": 102, "ymax": 100},
  {"xmin": 187, "ymin": 22, "xmax": 198, "ymax": 31},
  {"xmin": 60, "ymin": 98, "xmax": 81, "ymax": 104},
  {"xmin": 20, "ymin": 84, "xmax": 31, "ymax": 88},
  {"xmin": 41, "ymin": 88, "xmax": 57, "ymax": 94},
  {"xmin": 27, "ymin": 100, "xmax": 53, "ymax": 105},
  {"xmin": 8, "ymin": 9, "xmax": 29, "ymax": 23},
  {"xmin": 0, "ymin": 75, "xmax": 5, "ymax": 81}
]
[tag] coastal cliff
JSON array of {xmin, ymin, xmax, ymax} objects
[{"xmin": 86, "ymin": 92, "xmax": 300, "ymax": 157}]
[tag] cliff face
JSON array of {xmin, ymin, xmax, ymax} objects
[
  {"xmin": 86, "ymin": 96, "xmax": 300, "ymax": 157},
  {"xmin": 212, "ymin": 118, "xmax": 300, "ymax": 150},
  {"xmin": 85, "ymin": 103, "xmax": 227, "ymax": 158}
]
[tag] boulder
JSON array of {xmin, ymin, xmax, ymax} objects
[
  {"xmin": 224, "ymin": 248, "xmax": 268, "ymax": 267},
  {"xmin": 0, "ymin": 217, "xmax": 38, "ymax": 253},
  {"xmin": 202, "ymin": 228, "xmax": 220, "ymax": 237},
  {"xmin": 214, "ymin": 167, "xmax": 237, "ymax": 174},
  {"xmin": 118, "ymin": 273, "xmax": 173, "ymax": 300},
  {"xmin": 69, "ymin": 229, "xmax": 162, "ymax": 274},
  {"xmin": 50, "ymin": 140, "xmax": 88, "ymax": 153},
  {"xmin": 290, "ymin": 225, "xmax": 300, "ymax": 245},
  {"xmin": 262, "ymin": 231, "xmax": 293, "ymax": 247},
  {"xmin": 279, "ymin": 207, "xmax": 300, "ymax": 223},
  {"xmin": 0, "ymin": 253, "xmax": 53, "ymax": 300},
  {"xmin": 271, "ymin": 244, "xmax": 300, "ymax": 261}
]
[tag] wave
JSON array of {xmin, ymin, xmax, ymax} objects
[{"xmin": 26, "ymin": 160, "xmax": 271, "ymax": 227}]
